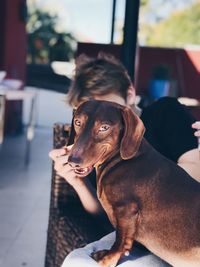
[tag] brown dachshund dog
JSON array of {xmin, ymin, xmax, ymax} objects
[{"xmin": 68, "ymin": 100, "xmax": 200, "ymax": 267}]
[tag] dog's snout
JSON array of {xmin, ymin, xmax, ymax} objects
[{"xmin": 68, "ymin": 154, "xmax": 82, "ymax": 168}]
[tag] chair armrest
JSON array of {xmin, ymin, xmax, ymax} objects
[{"xmin": 51, "ymin": 123, "xmax": 79, "ymax": 209}]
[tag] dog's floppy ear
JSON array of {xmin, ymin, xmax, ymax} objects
[
  {"xmin": 120, "ymin": 107, "xmax": 145, "ymax": 160},
  {"xmin": 67, "ymin": 118, "xmax": 76, "ymax": 146}
]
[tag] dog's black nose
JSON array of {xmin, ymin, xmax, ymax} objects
[{"xmin": 68, "ymin": 155, "xmax": 82, "ymax": 168}]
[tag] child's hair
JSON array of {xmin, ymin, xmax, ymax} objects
[{"xmin": 67, "ymin": 53, "xmax": 132, "ymax": 107}]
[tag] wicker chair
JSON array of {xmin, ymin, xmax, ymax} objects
[{"xmin": 45, "ymin": 123, "xmax": 113, "ymax": 267}]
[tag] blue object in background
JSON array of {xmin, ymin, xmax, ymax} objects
[{"xmin": 149, "ymin": 80, "xmax": 170, "ymax": 99}]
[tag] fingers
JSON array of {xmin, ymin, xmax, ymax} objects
[
  {"xmin": 195, "ymin": 132, "xmax": 200, "ymax": 137},
  {"xmin": 192, "ymin": 122, "xmax": 200, "ymax": 137},
  {"xmin": 54, "ymin": 160, "xmax": 78, "ymax": 186},
  {"xmin": 66, "ymin": 144, "xmax": 73, "ymax": 151},
  {"xmin": 49, "ymin": 146, "xmax": 77, "ymax": 183},
  {"xmin": 49, "ymin": 148, "xmax": 71, "ymax": 174},
  {"xmin": 56, "ymin": 167, "xmax": 75, "ymax": 179},
  {"xmin": 54, "ymin": 160, "xmax": 71, "ymax": 174},
  {"xmin": 49, "ymin": 148, "xmax": 66, "ymax": 160},
  {"xmin": 54, "ymin": 155, "xmax": 69, "ymax": 171},
  {"xmin": 192, "ymin": 121, "xmax": 200, "ymax": 129},
  {"xmin": 49, "ymin": 145, "xmax": 73, "ymax": 161}
]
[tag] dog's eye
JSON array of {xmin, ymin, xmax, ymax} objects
[
  {"xmin": 99, "ymin": 125, "xmax": 110, "ymax": 132},
  {"xmin": 74, "ymin": 119, "xmax": 81, "ymax": 127}
]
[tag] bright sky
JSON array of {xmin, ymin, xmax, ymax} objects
[
  {"xmin": 29, "ymin": 0, "xmax": 125, "ymax": 43},
  {"xmin": 28, "ymin": 0, "xmax": 197, "ymax": 43},
  {"xmin": 145, "ymin": 0, "xmax": 197, "ymax": 23}
]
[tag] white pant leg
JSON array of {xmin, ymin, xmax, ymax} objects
[
  {"xmin": 61, "ymin": 232, "xmax": 115, "ymax": 267},
  {"xmin": 61, "ymin": 231, "xmax": 170, "ymax": 267}
]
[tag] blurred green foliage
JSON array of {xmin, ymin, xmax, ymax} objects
[
  {"xmin": 141, "ymin": 1, "xmax": 200, "ymax": 47},
  {"xmin": 27, "ymin": 9, "xmax": 76, "ymax": 64}
]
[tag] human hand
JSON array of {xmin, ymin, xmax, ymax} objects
[
  {"xmin": 192, "ymin": 122, "xmax": 200, "ymax": 154},
  {"xmin": 49, "ymin": 145, "xmax": 84, "ymax": 187},
  {"xmin": 192, "ymin": 121, "xmax": 200, "ymax": 137}
]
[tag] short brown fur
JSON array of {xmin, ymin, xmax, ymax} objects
[{"xmin": 68, "ymin": 100, "xmax": 200, "ymax": 267}]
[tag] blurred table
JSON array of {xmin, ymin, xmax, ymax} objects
[{"xmin": 0, "ymin": 81, "xmax": 37, "ymax": 165}]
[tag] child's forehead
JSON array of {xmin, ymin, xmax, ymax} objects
[{"xmin": 78, "ymin": 92, "xmax": 126, "ymax": 107}]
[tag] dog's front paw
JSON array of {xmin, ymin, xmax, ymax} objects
[
  {"xmin": 91, "ymin": 250, "xmax": 120, "ymax": 267},
  {"xmin": 91, "ymin": 249, "xmax": 109, "ymax": 262}
]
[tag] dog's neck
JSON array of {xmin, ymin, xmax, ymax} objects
[
  {"xmin": 95, "ymin": 149, "xmax": 121, "ymax": 198},
  {"xmin": 95, "ymin": 148, "xmax": 121, "ymax": 176},
  {"xmin": 96, "ymin": 138, "xmax": 148, "ymax": 177}
]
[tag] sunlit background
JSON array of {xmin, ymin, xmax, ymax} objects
[{"xmin": 27, "ymin": 0, "xmax": 199, "ymax": 66}]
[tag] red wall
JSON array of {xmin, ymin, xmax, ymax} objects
[
  {"xmin": 0, "ymin": 0, "xmax": 27, "ymax": 80},
  {"xmin": 77, "ymin": 43, "xmax": 200, "ymax": 100},
  {"xmin": 0, "ymin": 1, "xmax": 6, "ymax": 68},
  {"xmin": 0, "ymin": 0, "xmax": 27, "ymax": 134},
  {"xmin": 181, "ymin": 49, "xmax": 200, "ymax": 99},
  {"xmin": 136, "ymin": 46, "xmax": 200, "ymax": 99}
]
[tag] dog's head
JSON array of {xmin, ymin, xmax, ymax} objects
[{"xmin": 68, "ymin": 100, "xmax": 145, "ymax": 176}]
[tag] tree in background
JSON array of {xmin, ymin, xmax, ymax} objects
[
  {"xmin": 139, "ymin": 0, "xmax": 200, "ymax": 47},
  {"xmin": 27, "ymin": 8, "xmax": 76, "ymax": 64},
  {"xmin": 148, "ymin": 1, "xmax": 200, "ymax": 47}
]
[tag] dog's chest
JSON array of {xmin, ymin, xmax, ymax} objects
[{"xmin": 97, "ymin": 186, "xmax": 117, "ymax": 227}]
